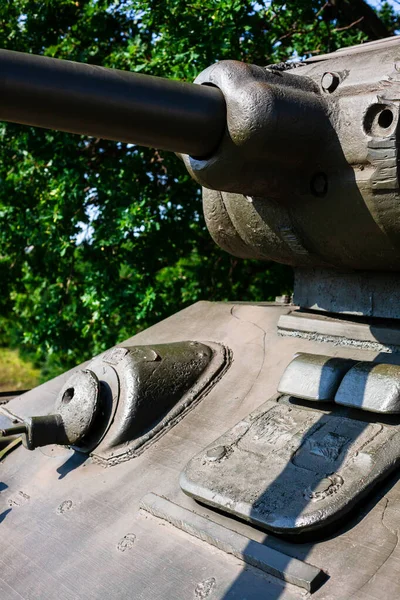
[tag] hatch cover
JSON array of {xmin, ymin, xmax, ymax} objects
[{"xmin": 180, "ymin": 396, "xmax": 400, "ymax": 535}]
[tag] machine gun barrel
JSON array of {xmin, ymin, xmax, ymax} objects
[{"xmin": 0, "ymin": 49, "xmax": 226, "ymax": 156}]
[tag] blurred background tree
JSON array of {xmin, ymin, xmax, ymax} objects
[{"xmin": 0, "ymin": 0, "xmax": 398, "ymax": 382}]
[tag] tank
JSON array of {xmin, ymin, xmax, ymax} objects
[{"xmin": 1, "ymin": 37, "xmax": 400, "ymax": 599}]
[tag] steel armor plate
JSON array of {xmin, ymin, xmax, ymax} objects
[{"xmin": 181, "ymin": 395, "xmax": 400, "ymax": 535}]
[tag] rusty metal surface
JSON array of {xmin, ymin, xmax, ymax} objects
[{"xmin": 2, "ymin": 302, "xmax": 400, "ymax": 598}]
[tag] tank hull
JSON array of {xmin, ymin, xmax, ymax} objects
[{"xmin": 1, "ymin": 301, "xmax": 400, "ymax": 599}]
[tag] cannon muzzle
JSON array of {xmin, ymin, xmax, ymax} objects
[{"xmin": 0, "ymin": 49, "xmax": 226, "ymax": 157}]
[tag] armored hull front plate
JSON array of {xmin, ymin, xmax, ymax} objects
[{"xmin": 4, "ymin": 302, "xmax": 400, "ymax": 599}]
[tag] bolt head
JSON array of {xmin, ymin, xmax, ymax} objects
[
  {"xmin": 206, "ymin": 445, "xmax": 226, "ymax": 461},
  {"xmin": 321, "ymin": 72, "xmax": 339, "ymax": 93}
]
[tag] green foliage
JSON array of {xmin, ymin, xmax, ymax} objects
[
  {"xmin": 0, "ymin": 347, "xmax": 40, "ymax": 391},
  {"xmin": 0, "ymin": 0, "xmax": 397, "ymax": 379}
]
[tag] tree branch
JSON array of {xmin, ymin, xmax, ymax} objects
[
  {"xmin": 335, "ymin": 16, "xmax": 364, "ymax": 32},
  {"xmin": 334, "ymin": 0, "xmax": 390, "ymax": 40}
]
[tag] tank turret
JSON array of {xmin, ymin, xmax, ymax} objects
[{"xmin": 3, "ymin": 42, "xmax": 400, "ymax": 318}]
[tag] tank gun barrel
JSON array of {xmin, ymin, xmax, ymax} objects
[
  {"xmin": 0, "ymin": 49, "xmax": 226, "ymax": 156},
  {"xmin": 5, "ymin": 40, "xmax": 400, "ymax": 278}
]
